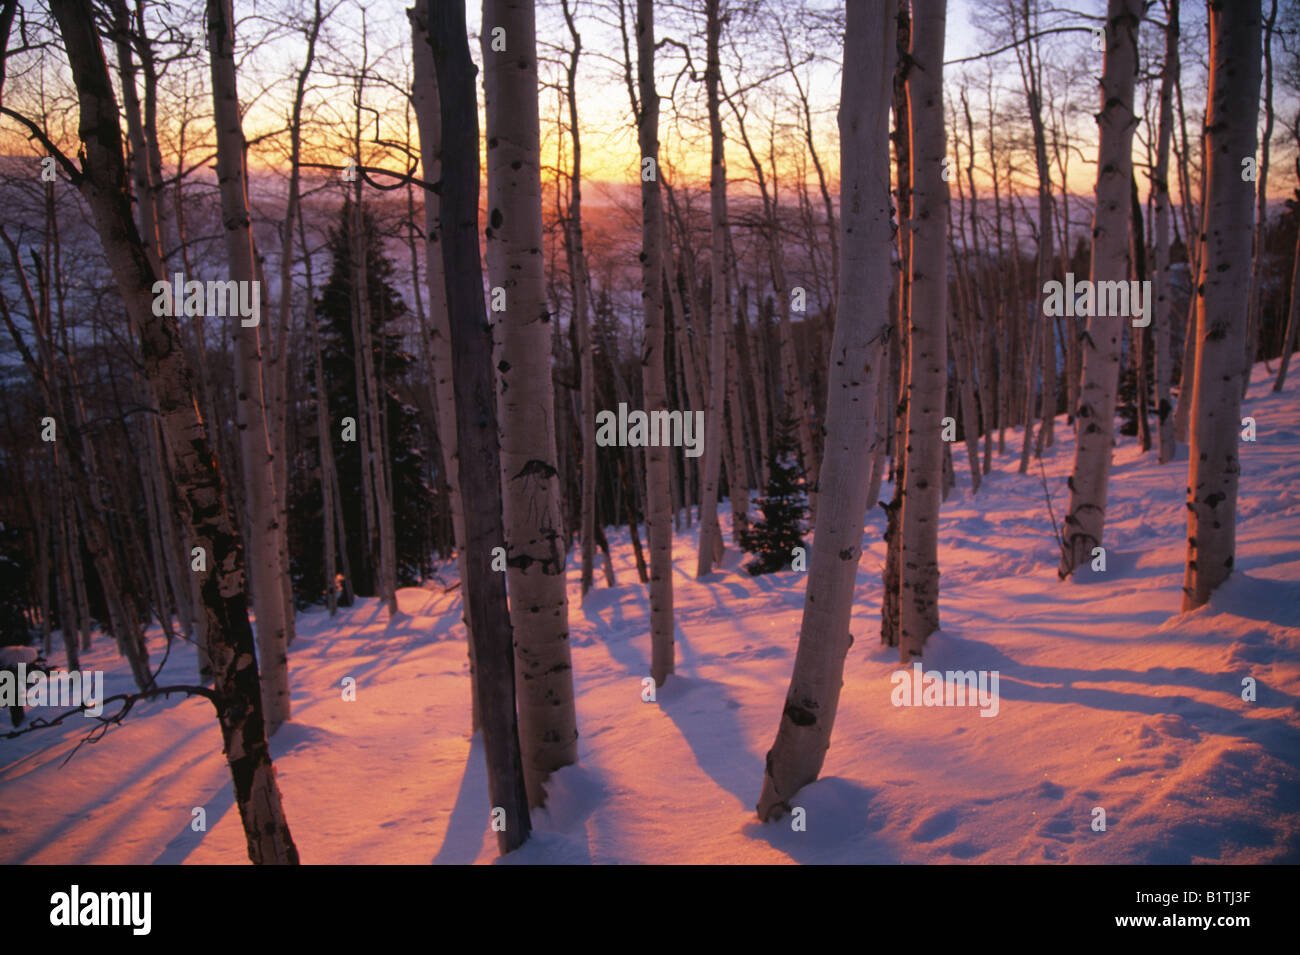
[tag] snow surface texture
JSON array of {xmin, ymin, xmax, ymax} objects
[{"xmin": 2, "ymin": 363, "xmax": 1298, "ymax": 864}]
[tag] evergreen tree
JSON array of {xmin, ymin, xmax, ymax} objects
[
  {"xmin": 739, "ymin": 412, "xmax": 808, "ymax": 575},
  {"xmin": 289, "ymin": 200, "xmax": 435, "ymax": 605}
]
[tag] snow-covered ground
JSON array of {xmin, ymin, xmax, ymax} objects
[{"xmin": 3, "ymin": 362, "xmax": 1298, "ymax": 864}]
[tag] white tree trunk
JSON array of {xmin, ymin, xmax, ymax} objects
[
  {"xmin": 898, "ymin": 0, "xmax": 949, "ymax": 663},
  {"xmin": 637, "ymin": 0, "xmax": 675, "ymax": 686},
  {"xmin": 1058, "ymin": 0, "xmax": 1142, "ymax": 578},
  {"xmin": 1153, "ymin": 0, "xmax": 1178, "ymax": 463},
  {"xmin": 1183, "ymin": 0, "xmax": 1261, "ymax": 610},
  {"xmin": 757, "ymin": 0, "xmax": 894, "ymax": 821},
  {"xmin": 428, "ymin": 0, "xmax": 532, "ymax": 851},
  {"xmin": 54, "ymin": 0, "xmax": 299, "ymax": 861},
  {"xmin": 696, "ymin": 0, "xmax": 730, "ymax": 578},
  {"xmin": 483, "ymin": 0, "xmax": 578, "ymax": 807},
  {"xmin": 206, "ymin": 0, "xmax": 291, "ymax": 732}
]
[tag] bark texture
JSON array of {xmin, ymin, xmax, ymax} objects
[
  {"xmin": 1182, "ymin": 0, "xmax": 1261, "ymax": 610},
  {"xmin": 757, "ymin": 0, "xmax": 894, "ymax": 822}
]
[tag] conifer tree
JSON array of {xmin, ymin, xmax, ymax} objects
[
  {"xmin": 739, "ymin": 414, "xmax": 808, "ymax": 576},
  {"xmin": 290, "ymin": 200, "xmax": 435, "ymax": 603}
]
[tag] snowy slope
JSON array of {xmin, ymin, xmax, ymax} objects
[{"xmin": 2, "ymin": 362, "xmax": 1298, "ymax": 864}]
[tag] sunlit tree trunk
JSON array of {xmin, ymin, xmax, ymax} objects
[
  {"xmin": 636, "ymin": 0, "xmax": 675, "ymax": 686},
  {"xmin": 1152, "ymin": 0, "xmax": 1178, "ymax": 463},
  {"xmin": 1059, "ymin": 0, "xmax": 1142, "ymax": 578},
  {"xmin": 696, "ymin": 0, "xmax": 729, "ymax": 577},
  {"xmin": 757, "ymin": 0, "xmax": 894, "ymax": 822},
  {"xmin": 483, "ymin": 0, "xmax": 578, "ymax": 806},
  {"xmin": 427, "ymin": 0, "xmax": 531, "ymax": 852},
  {"xmin": 898, "ymin": 0, "xmax": 948, "ymax": 663},
  {"xmin": 1244, "ymin": 0, "xmax": 1276, "ymax": 396},
  {"xmin": 1183, "ymin": 0, "xmax": 1261, "ymax": 610},
  {"xmin": 52, "ymin": 0, "xmax": 298, "ymax": 862},
  {"xmin": 206, "ymin": 0, "xmax": 291, "ymax": 732}
]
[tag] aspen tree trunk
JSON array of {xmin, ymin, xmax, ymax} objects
[
  {"xmin": 272, "ymin": 0, "xmax": 322, "ymax": 647},
  {"xmin": 1183, "ymin": 0, "xmax": 1261, "ymax": 610},
  {"xmin": 725, "ymin": 309, "xmax": 750, "ymax": 543},
  {"xmin": 636, "ymin": 0, "xmax": 675, "ymax": 687},
  {"xmin": 350, "ymin": 189, "xmax": 397, "ymax": 612},
  {"xmin": 774, "ymin": 260, "xmax": 814, "ymax": 488},
  {"xmin": 64, "ymin": 483, "xmax": 93, "ymax": 650},
  {"xmin": 1131, "ymin": 174, "xmax": 1152, "ymax": 453},
  {"xmin": 881, "ymin": 0, "xmax": 910, "ymax": 650},
  {"xmin": 1152, "ymin": 0, "xmax": 1178, "ymax": 463},
  {"xmin": 110, "ymin": 0, "xmax": 163, "ymax": 274},
  {"xmin": 696, "ymin": 0, "xmax": 730, "ymax": 578},
  {"xmin": 1017, "ymin": 0, "xmax": 1056, "ymax": 453},
  {"xmin": 1018, "ymin": 301, "xmax": 1042, "ymax": 474},
  {"xmin": 666, "ymin": 250, "xmax": 706, "ymax": 523},
  {"xmin": 52, "ymin": 0, "xmax": 298, "ymax": 862},
  {"xmin": 898, "ymin": 0, "xmax": 948, "ymax": 663},
  {"xmin": 296, "ymin": 197, "xmax": 348, "ymax": 615},
  {"xmin": 558, "ymin": 0, "xmax": 598, "ymax": 599},
  {"xmin": 54, "ymin": 476, "xmax": 80, "ymax": 671},
  {"xmin": 1274, "ymin": 229, "xmax": 1300, "ymax": 391},
  {"xmin": 867, "ymin": 340, "xmax": 891, "ymax": 507},
  {"xmin": 736, "ymin": 293, "xmax": 770, "ymax": 489},
  {"xmin": 1244, "ymin": 0, "xmax": 1276, "ymax": 395},
  {"xmin": 1058, "ymin": 0, "xmax": 1142, "ymax": 578},
  {"xmin": 757, "ymin": 0, "xmax": 894, "ymax": 822},
  {"xmin": 206, "ymin": 0, "xmax": 291, "ymax": 732},
  {"xmin": 0, "ymin": 231, "xmax": 152, "ymax": 688},
  {"xmin": 345, "ymin": 39, "xmax": 397, "ymax": 613},
  {"xmin": 482, "ymin": 0, "xmax": 578, "ymax": 807},
  {"xmin": 35, "ymin": 478, "xmax": 51, "ymax": 654},
  {"xmin": 947, "ymin": 192, "xmax": 982, "ymax": 493},
  {"xmin": 427, "ymin": 0, "xmax": 531, "ymax": 852},
  {"xmin": 149, "ymin": 417, "xmax": 193, "ymax": 640},
  {"xmin": 410, "ymin": 0, "xmax": 479, "ymax": 728},
  {"xmin": 1172, "ymin": 74, "xmax": 1203, "ymax": 444}
]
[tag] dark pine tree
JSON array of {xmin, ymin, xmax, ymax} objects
[
  {"xmin": 288, "ymin": 199, "xmax": 435, "ymax": 606},
  {"xmin": 739, "ymin": 412, "xmax": 808, "ymax": 575}
]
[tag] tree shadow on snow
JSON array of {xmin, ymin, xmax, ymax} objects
[
  {"xmin": 925, "ymin": 629, "xmax": 1300, "ymax": 750},
  {"xmin": 431, "ymin": 733, "xmax": 490, "ymax": 864},
  {"xmin": 656, "ymin": 673, "xmax": 761, "ymax": 810}
]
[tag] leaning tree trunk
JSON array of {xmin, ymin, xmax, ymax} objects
[
  {"xmin": 1058, "ymin": 0, "xmax": 1142, "ymax": 578},
  {"xmin": 1183, "ymin": 0, "xmax": 1261, "ymax": 610},
  {"xmin": 637, "ymin": 0, "xmax": 675, "ymax": 687},
  {"xmin": 52, "ymin": 0, "xmax": 298, "ymax": 863},
  {"xmin": 206, "ymin": 0, "xmax": 291, "ymax": 733},
  {"xmin": 410, "ymin": 0, "xmax": 479, "ymax": 729},
  {"xmin": 1152, "ymin": 0, "xmax": 1178, "ymax": 463},
  {"xmin": 482, "ymin": 0, "xmax": 578, "ymax": 809},
  {"xmin": 426, "ymin": 0, "xmax": 531, "ymax": 853},
  {"xmin": 898, "ymin": 0, "xmax": 948, "ymax": 664},
  {"xmin": 756, "ymin": 0, "xmax": 894, "ymax": 822}
]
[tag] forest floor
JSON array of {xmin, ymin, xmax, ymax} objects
[{"xmin": 3, "ymin": 362, "xmax": 1299, "ymax": 864}]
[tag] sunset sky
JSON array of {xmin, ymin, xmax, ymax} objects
[{"xmin": 0, "ymin": 0, "xmax": 1291, "ymax": 207}]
